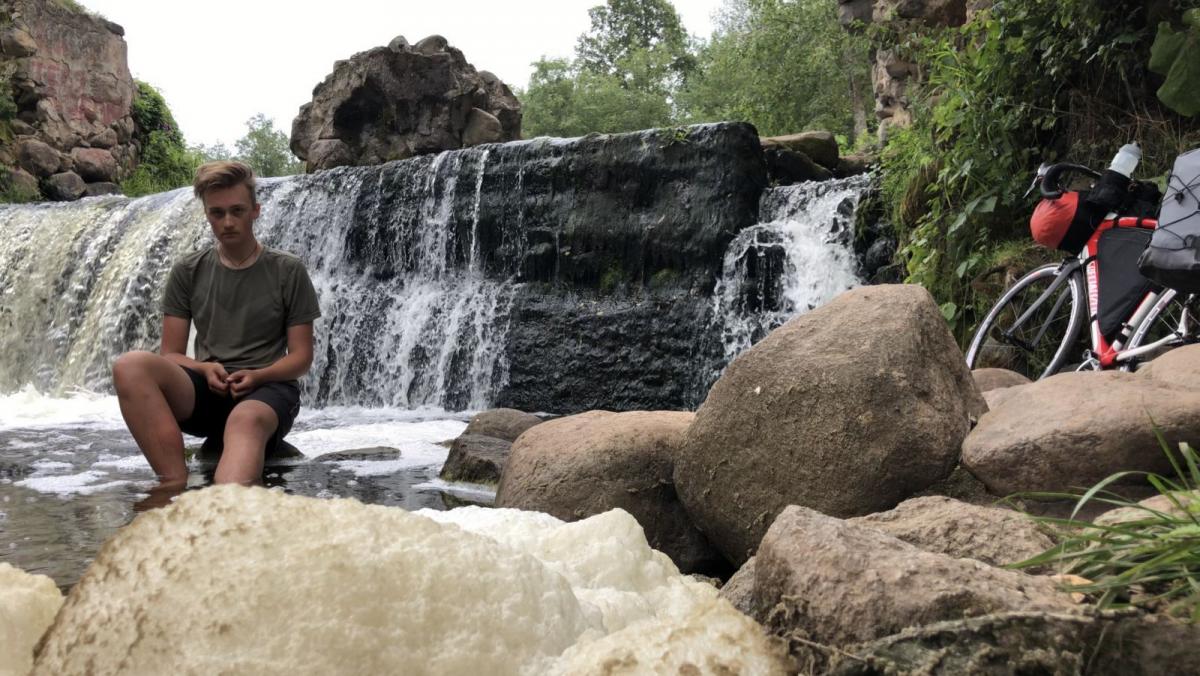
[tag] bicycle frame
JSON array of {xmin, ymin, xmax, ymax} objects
[{"xmin": 1002, "ymin": 215, "xmax": 1179, "ymax": 371}]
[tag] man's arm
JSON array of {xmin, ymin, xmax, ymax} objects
[
  {"xmin": 227, "ymin": 323, "xmax": 314, "ymax": 398},
  {"xmin": 160, "ymin": 314, "xmax": 229, "ymax": 395}
]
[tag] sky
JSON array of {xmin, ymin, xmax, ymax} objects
[{"xmin": 79, "ymin": 0, "xmax": 728, "ymax": 149}]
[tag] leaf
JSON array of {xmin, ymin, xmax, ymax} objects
[
  {"xmin": 947, "ymin": 211, "xmax": 969, "ymax": 235},
  {"xmin": 940, "ymin": 301, "xmax": 958, "ymax": 322},
  {"xmin": 956, "ymin": 260, "xmax": 970, "ymax": 278}
]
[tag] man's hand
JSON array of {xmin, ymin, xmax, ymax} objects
[
  {"xmin": 226, "ymin": 369, "xmax": 262, "ymax": 398},
  {"xmin": 201, "ymin": 362, "xmax": 229, "ymax": 396}
]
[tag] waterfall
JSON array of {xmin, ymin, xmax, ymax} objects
[
  {"xmin": 712, "ymin": 175, "xmax": 870, "ymax": 362},
  {"xmin": 0, "ymin": 129, "xmax": 874, "ymax": 413},
  {"xmin": 0, "ymin": 146, "xmax": 513, "ymax": 410}
]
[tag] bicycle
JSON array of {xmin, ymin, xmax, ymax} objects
[{"xmin": 965, "ymin": 162, "xmax": 1199, "ymax": 380}]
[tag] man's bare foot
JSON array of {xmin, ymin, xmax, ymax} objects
[{"xmin": 133, "ymin": 478, "xmax": 188, "ymax": 512}]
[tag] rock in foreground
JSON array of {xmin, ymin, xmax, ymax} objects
[
  {"xmin": 752, "ymin": 506, "xmax": 1077, "ymax": 647},
  {"xmin": 0, "ymin": 563, "xmax": 63, "ymax": 676},
  {"xmin": 675, "ymin": 284, "xmax": 987, "ymax": 565},
  {"xmin": 33, "ymin": 486, "xmax": 784, "ymax": 675},
  {"xmin": 962, "ymin": 371, "xmax": 1200, "ymax": 495},
  {"xmin": 496, "ymin": 410, "xmax": 726, "ymax": 576}
]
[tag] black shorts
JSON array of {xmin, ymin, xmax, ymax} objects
[{"xmin": 177, "ymin": 366, "xmax": 301, "ymax": 456}]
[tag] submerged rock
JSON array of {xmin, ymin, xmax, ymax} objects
[
  {"xmin": 675, "ymin": 284, "xmax": 987, "ymax": 565},
  {"xmin": 463, "ymin": 408, "xmax": 543, "ymax": 442},
  {"xmin": 33, "ymin": 486, "xmax": 784, "ymax": 674},
  {"xmin": 496, "ymin": 410, "xmax": 727, "ymax": 576},
  {"xmin": 439, "ymin": 434, "xmax": 511, "ymax": 484},
  {"xmin": 0, "ymin": 563, "xmax": 63, "ymax": 676}
]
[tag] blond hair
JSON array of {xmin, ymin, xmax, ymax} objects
[{"xmin": 193, "ymin": 160, "xmax": 257, "ymax": 204}]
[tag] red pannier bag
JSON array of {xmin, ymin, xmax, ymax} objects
[{"xmin": 1030, "ymin": 191, "xmax": 1103, "ymax": 253}]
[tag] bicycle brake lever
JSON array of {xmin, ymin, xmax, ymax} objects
[{"xmin": 1023, "ymin": 163, "xmax": 1049, "ymax": 199}]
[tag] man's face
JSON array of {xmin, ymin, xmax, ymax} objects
[{"xmin": 203, "ymin": 184, "xmax": 260, "ymax": 248}]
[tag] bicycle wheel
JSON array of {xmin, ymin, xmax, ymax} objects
[
  {"xmin": 965, "ymin": 263, "xmax": 1086, "ymax": 380},
  {"xmin": 1124, "ymin": 289, "xmax": 1200, "ymax": 364}
]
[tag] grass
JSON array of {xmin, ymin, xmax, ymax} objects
[{"xmin": 1011, "ymin": 434, "xmax": 1200, "ymax": 621}]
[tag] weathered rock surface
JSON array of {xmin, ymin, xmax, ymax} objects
[
  {"xmin": 463, "ymin": 408, "xmax": 543, "ymax": 442},
  {"xmin": 752, "ymin": 506, "xmax": 1077, "ymax": 647},
  {"xmin": 849, "ymin": 496, "xmax": 1054, "ymax": 569},
  {"xmin": 719, "ymin": 556, "xmax": 757, "ymax": 618},
  {"xmin": 971, "ymin": 367, "xmax": 1031, "ymax": 393},
  {"xmin": 1093, "ymin": 490, "xmax": 1200, "ymax": 527},
  {"xmin": 0, "ymin": 563, "xmax": 63, "ymax": 676},
  {"xmin": 763, "ymin": 147, "xmax": 832, "ymax": 185},
  {"xmin": 827, "ymin": 611, "xmax": 1200, "ymax": 676},
  {"xmin": 675, "ymin": 284, "xmax": 987, "ymax": 565},
  {"xmin": 42, "ymin": 171, "xmax": 85, "ymax": 200},
  {"xmin": 291, "ymin": 35, "xmax": 521, "ymax": 171},
  {"xmin": 1138, "ymin": 343, "xmax": 1200, "ymax": 390},
  {"xmin": 439, "ymin": 434, "xmax": 511, "ymax": 484},
  {"xmin": 69, "ymin": 147, "xmax": 117, "ymax": 182},
  {"xmin": 761, "ymin": 131, "xmax": 839, "ymax": 169},
  {"xmin": 33, "ymin": 486, "xmax": 785, "ymax": 674},
  {"xmin": 496, "ymin": 410, "xmax": 727, "ymax": 575},
  {"xmin": 962, "ymin": 371, "xmax": 1200, "ymax": 495},
  {"xmin": 2, "ymin": 0, "xmax": 137, "ymax": 199}
]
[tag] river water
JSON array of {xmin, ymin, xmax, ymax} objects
[{"xmin": 0, "ymin": 147, "xmax": 870, "ymax": 591}]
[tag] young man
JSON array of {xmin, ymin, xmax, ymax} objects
[{"xmin": 112, "ymin": 161, "xmax": 320, "ymax": 492}]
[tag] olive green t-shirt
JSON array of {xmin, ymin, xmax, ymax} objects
[{"xmin": 160, "ymin": 247, "xmax": 321, "ymax": 371}]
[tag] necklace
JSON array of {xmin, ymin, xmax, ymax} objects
[{"xmin": 219, "ymin": 243, "xmax": 260, "ymax": 269}]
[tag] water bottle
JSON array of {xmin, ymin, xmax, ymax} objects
[{"xmin": 1109, "ymin": 142, "xmax": 1141, "ymax": 178}]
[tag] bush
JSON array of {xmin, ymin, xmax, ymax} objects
[
  {"xmin": 878, "ymin": 0, "xmax": 1200, "ymax": 342},
  {"xmin": 123, "ymin": 81, "xmax": 201, "ymax": 197}
]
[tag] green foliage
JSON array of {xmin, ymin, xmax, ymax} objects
[
  {"xmin": 599, "ymin": 263, "xmax": 625, "ymax": 293},
  {"xmin": 678, "ymin": 0, "xmax": 872, "ymax": 139},
  {"xmin": 234, "ymin": 113, "xmax": 302, "ymax": 178},
  {"xmin": 522, "ymin": 55, "xmax": 674, "ymax": 137},
  {"xmin": 123, "ymin": 80, "xmax": 200, "ymax": 197},
  {"xmin": 575, "ymin": 0, "xmax": 694, "ymax": 82},
  {"xmin": 1149, "ymin": 10, "xmax": 1200, "ymax": 116},
  {"xmin": 878, "ymin": 0, "xmax": 1200, "ymax": 341},
  {"xmin": 1013, "ymin": 438, "xmax": 1200, "ymax": 620}
]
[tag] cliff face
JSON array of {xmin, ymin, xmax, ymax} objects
[
  {"xmin": 836, "ymin": 0, "xmax": 992, "ymax": 136},
  {"xmin": 0, "ymin": 0, "xmax": 136, "ymax": 200}
]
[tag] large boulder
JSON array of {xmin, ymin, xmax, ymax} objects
[
  {"xmin": 0, "ymin": 563, "xmax": 63, "ymax": 676},
  {"xmin": 463, "ymin": 408, "xmax": 543, "ymax": 442},
  {"xmin": 496, "ymin": 410, "xmax": 726, "ymax": 575},
  {"xmin": 827, "ymin": 611, "xmax": 1200, "ymax": 676},
  {"xmin": 751, "ymin": 506, "xmax": 1077, "ymax": 648},
  {"xmin": 760, "ymin": 131, "xmax": 839, "ymax": 169},
  {"xmin": 962, "ymin": 371, "xmax": 1200, "ymax": 495},
  {"xmin": 42, "ymin": 171, "xmax": 86, "ymax": 200},
  {"xmin": 675, "ymin": 284, "xmax": 987, "ymax": 565},
  {"xmin": 33, "ymin": 487, "xmax": 786, "ymax": 674},
  {"xmin": 16, "ymin": 138, "xmax": 61, "ymax": 177},
  {"xmin": 291, "ymin": 36, "xmax": 521, "ymax": 171},
  {"xmin": 849, "ymin": 496, "xmax": 1054, "ymax": 569},
  {"xmin": 439, "ymin": 434, "xmax": 511, "ymax": 484},
  {"xmin": 69, "ymin": 147, "xmax": 117, "ymax": 183},
  {"xmin": 1138, "ymin": 343, "xmax": 1200, "ymax": 390},
  {"xmin": 971, "ymin": 367, "xmax": 1031, "ymax": 393}
]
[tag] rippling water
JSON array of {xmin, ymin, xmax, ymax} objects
[{"xmin": 0, "ymin": 389, "xmax": 485, "ymax": 590}]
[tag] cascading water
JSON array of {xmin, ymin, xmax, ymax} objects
[
  {"xmin": 712, "ymin": 174, "xmax": 871, "ymax": 362},
  {"xmin": 0, "ymin": 146, "xmax": 513, "ymax": 411}
]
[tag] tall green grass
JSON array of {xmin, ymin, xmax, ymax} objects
[{"xmin": 1013, "ymin": 436, "xmax": 1200, "ymax": 621}]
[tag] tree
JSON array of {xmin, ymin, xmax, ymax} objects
[
  {"xmin": 575, "ymin": 0, "xmax": 695, "ymax": 83},
  {"xmin": 677, "ymin": 0, "xmax": 871, "ymax": 141},
  {"xmin": 123, "ymin": 80, "xmax": 204, "ymax": 197},
  {"xmin": 521, "ymin": 53, "xmax": 675, "ymax": 138},
  {"xmin": 234, "ymin": 114, "xmax": 302, "ymax": 178}
]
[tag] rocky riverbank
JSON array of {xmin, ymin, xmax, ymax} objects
[{"xmin": 12, "ymin": 283, "xmax": 1197, "ymax": 673}]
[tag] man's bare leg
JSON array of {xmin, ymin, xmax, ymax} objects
[
  {"xmin": 215, "ymin": 400, "xmax": 278, "ymax": 485},
  {"xmin": 112, "ymin": 351, "xmax": 196, "ymax": 484}
]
